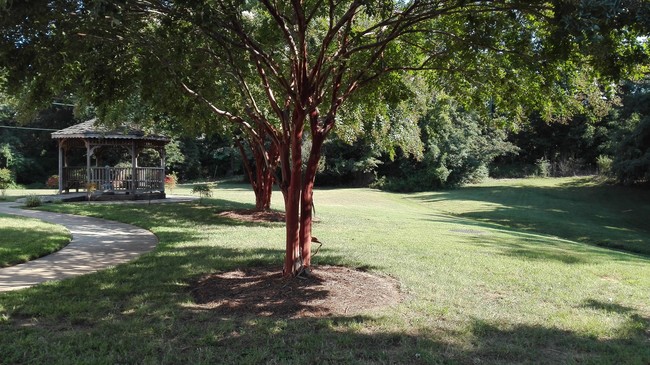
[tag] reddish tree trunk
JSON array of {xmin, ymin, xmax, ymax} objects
[
  {"xmin": 282, "ymin": 110, "xmax": 304, "ymax": 276},
  {"xmin": 299, "ymin": 130, "xmax": 326, "ymax": 270},
  {"xmin": 236, "ymin": 136, "xmax": 279, "ymax": 211},
  {"xmin": 253, "ymin": 142, "xmax": 279, "ymax": 211}
]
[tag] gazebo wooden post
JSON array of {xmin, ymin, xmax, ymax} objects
[
  {"xmin": 85, "ymin": 140, "xmax": 91, "ymax": 189},
  {"xmin": 57, "ymin": 140, "xmax": 64, "ymax": 194},
  {"xmin": 131, "ymin": 141, "xmax": 137, "ymax": 195},
  {"xmin": 160, "ymin": 147, "xmax": 166, "ymax": 194}
]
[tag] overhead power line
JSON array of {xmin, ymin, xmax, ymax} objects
[{"xmin": 0, "ymin": 125, "xmax": 58, "ymax": 131}]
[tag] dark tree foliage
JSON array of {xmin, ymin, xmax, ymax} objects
[
  {"xmin": 610, "ymin": 78, "xmax": 650, "ymax": 184},
  {"xmin": 491, "ymin": 78, "xmax": 650, "ymax": 181},
  {"xmin": 380, "ymin": 93, "xmax": 518, "ymax": 191},
  {"xmin": 0, "ymin": 106, "xmax": 75, "ymax": 185},
  {"xmin": 317, "ymin": 137, "xmax": 383, "ymax": 187},
  {"xmin": 170, "ymin": 135, "xmax": 243, "ymax": 182},
  {"xmin": 492, "ymin": 113, "xmax": 612, "ymax": 177}
]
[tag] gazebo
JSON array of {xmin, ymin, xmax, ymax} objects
[{"xmin": 51, "ymin": 119, "xmax": 170, "ymax": 200}]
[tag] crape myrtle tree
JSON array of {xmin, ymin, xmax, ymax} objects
[
  {"xmin": 1, "ymin": 1, "xmax": 648, "ymax": 276},
  {"xmin": 235, "ymin": 125, "xmax": 280, "ymax": 211}
]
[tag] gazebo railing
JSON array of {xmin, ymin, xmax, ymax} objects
[
  {"xmin": 62, "ymin": 166, "xmax": 164, "ymax": 192},
  {"xmin": 61, "ymin": 167, "xmax": 86, "ymax": 192}
]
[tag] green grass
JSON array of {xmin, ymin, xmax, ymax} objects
[
  {"xmin": 0, "ymin": 214, "xmax": 71, "ymax": 267},
  {"xmin": 0, "ymin": 188, "xmax": 59, "ymax": 202},
  {"xmin": 409, "ymin": 176, "xmax": 650, "ymax": 255},
  {"xmin": 0, "ymin": 177, "xmax": 648, "ymax": 364}
]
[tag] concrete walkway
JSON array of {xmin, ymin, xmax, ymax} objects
[{"xmin": 0, "ymin": 202, "xmax": 160, "ymax": 292}]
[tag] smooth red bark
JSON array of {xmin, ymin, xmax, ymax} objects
[
  {"xmin": 282, "ymin": 110, "xmax": 305, "ymax": 277},
  {"xmin": 299, "ymin": 130, "xmax": 326, "ymax": 269},
  {"xmin": 236, "ymin": 136, "xmax": 279, "ymax": 211}
]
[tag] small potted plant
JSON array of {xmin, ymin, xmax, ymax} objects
[{"xmin": 85, "ymin": 182, "xmax": 97, "ymax": 201}]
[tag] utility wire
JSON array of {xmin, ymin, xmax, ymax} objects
[{"xmin": 0, "ymin": 125, "xmax": 58, "ymax": 131}]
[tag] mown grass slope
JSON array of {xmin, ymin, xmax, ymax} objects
[
  {"xmin": 410, "ymin": 177, "xmax": 650, "ymax": 255},
  {"xmin": 0, "ymin": 178, "xmax": 648, "ymax": 364}
]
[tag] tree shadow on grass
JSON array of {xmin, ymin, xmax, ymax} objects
[
  {"xmin": 0, "ymin": 245, "xmax": 353, "ymax": 325},
  {"xmin": 5, "ymin": 271, "xmax": 648, "ymax": 364},
  {"xmin": 1, "ymin": 241, "xmax": 648, "ymax": 364},
  {"xmin": 0, "ymin": 227, "xmax": 71, "ymax": 267},
  {"xmin": 423, "ymin": 214, "xmax": 648, "ymax": 266},
  {"xmin": 458, "ymin": 314, "xmax": 650, "ymax": 365},
  {"xmin": 43, "ymin": 200, "xmax": 284, "ymax": 232},
  {"xmin": 411, "ymin": 183, "xmax": 650, "ymax": 257},
  {"xmin": 90, "ymin": 312, "xmax": 649, "ymax": 364},
  {"xmin": 581, "ymin": 298, "xmax": 650, "ymax": 327}
]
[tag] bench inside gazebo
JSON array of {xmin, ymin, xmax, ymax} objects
[{"xmin": 52, "ymin": 119, "xmax": 170, "ymax": 201}]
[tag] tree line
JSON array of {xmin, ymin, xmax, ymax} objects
[
  {"xmin": 1, "ymin": 0, "xmax": 648, "ymax": 276},
  {"xmin": 1, "ymin": 75, "xmax": 648, "ymax": 190}
]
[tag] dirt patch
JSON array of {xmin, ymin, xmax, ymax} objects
[
  {"xmin": 190, "ymin": 265, "xmax": 404, "ymax": 318},
  {"xmin": 217, "ymin": 209, "xmax": 285, "ymax": 223}
]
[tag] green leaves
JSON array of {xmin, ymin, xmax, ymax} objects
[{"xmin": 0, "ymin": 0, "xmax": 647, "ymax": 160}]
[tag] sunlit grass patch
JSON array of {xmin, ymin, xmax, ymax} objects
[
  {"xmin": 410, "ymin": 176, "xmax": 650, "ymax": 255},
  {"xmin": 0, "ymin": 214, "xmax": 71, "ymax": 267}
]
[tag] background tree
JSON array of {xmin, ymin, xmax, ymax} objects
[
  {"xmin": 0, "ymin": 105, "xmax": 75, "ymax": 185},
  {"xmin": 1, "ymin": 1, "xmax": 648, "ymax": 276},
  {"xmin": 609, "ymin": 77, "xmax": 650, "ymax": 184},
  {"xmin": 380, "ymin": 91, "xmax": 518, "ymax": 191}
]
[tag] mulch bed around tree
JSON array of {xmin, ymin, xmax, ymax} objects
[
  {"xmin": 190, "ymin": 265, "xmax": 404, "ymax": 318},
  {"xmin": 217, "ymin": 209, "xmax": 286, "ymax": 223}
]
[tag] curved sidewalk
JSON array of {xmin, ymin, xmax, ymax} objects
[{"xmin": 0, "ymin": 203, "xmax": 159, "ymax": 292}]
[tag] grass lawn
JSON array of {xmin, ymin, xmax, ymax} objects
[
  {"xmin": 0, "ymin": 188, "xmax": 59, "ymax": 202},
  {"xmin": 409, "ymin": 176, "xmax": 650, "ymax": 255},
  {"xmin": 0, "ymin": 177, "xmax": 648, "ymax": 364},
  {"xmin": 0, "ymin": 214, "xmax": 71, "ymax": 267}
]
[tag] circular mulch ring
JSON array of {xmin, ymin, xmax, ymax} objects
[
  {"xmin": 217, "ymin": 210, "xmax": 285, "ymax": 223},
  {"xmin": 190, "ymin": 265, "xmax": 404, "ymax": 318}
]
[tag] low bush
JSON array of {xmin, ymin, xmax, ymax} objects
[
  {"xmin": 596, "ymin": 155, "xmax": 613, "ymax": 176},
  {"xmin": 45, "ymin": 175, "xmax": 59, "ymax": 189},
  {"xmin": 23, "ymin": 195, "xmax": 42, "ymax": 207},
  {"xmin": 191, "ymin": 183, "xmax": 214, "ymax": 203},
  {"xmin": 164, "ymin": 173, "xmax": 178, "ymax": 193},
  {"xmin": 535, "ymin": 158, "xmax": 551, "ymax": 178},
  {"xmin": 0, "ymin": 168, "xmax": 14, "ymax": 199}
]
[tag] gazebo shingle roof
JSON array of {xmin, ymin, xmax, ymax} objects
[{"xmin": 51, "ymin": 118, "xmax": 169, "ymax": 142}]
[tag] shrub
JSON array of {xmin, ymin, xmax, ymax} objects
[
  {"xmin": 612, "ymin": 115, "xmax": 650, "ymax": 185},
  {"xmin": 535, "ymin": 158, "xmax": 551, "ymax": 178},
  {"xmin": 489, "ymin": 163, "xmax": 536, "ymax": 179},
  {"xmin": 0, "ymin": 168, "xmax": 14, "ymax": 199},
  {"xmin": 191, "ymin": 183, "xmax": 213, "ymax": 203},
  {"xmin": 556, "ymin": 157, "xmax": 587, "ymax": 177},
  {"xmin": 46, "ymin": 175, "xmax": 59, "ymax": 189},
  {"xmin": 164, "ymin": 173, "xmax": 178, "ymax": 193},
  {"xmin": 466, "ymin": 164, "xmax": 490, "ymax": 184},
  {"xmin": 376, "ymin": 93, "xmax": 517, "ymax": 192},
  {"xmin": 23, "ymin": 194, "xmax": 42, "ymax": 207},
  {"xmin": 596, "ymin": 155, "xmax": 613, "ymax": 176}
]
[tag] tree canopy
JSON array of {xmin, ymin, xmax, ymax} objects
[{"xmin": 1, "ymin": 0, "xmax": 648, "ymax": 275}]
